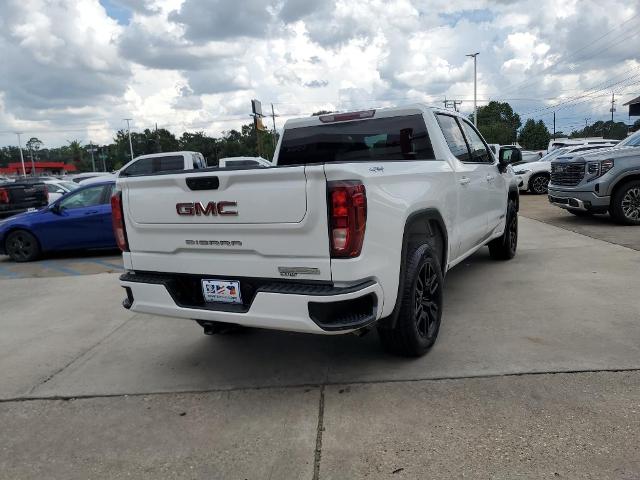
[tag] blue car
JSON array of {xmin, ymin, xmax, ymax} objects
[{"xmin": 0, "ymin": 181, "xmax": 117, "ymax": 262}]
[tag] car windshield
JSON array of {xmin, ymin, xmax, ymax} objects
[
  {"xmin": 617, "ymin": 130, "xmax": 640, "ymax": 148},
  {"xmin": 539, "ymin": 148, "xmax": 570, "ymax": 162}
]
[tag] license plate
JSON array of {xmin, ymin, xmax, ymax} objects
[{"xmin": 201, "ymin": 279, "xmax": 242, "ymax": 304}]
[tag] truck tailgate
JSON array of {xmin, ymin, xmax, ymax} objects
[{"xmin": 120, "ymin": 165, "xmax": 332, "ymax": 281}]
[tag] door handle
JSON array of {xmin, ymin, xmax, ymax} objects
[
  {"xmin": 459, "ymin": 177, "xmax": 471, "ymax": 186},
  {"xmin": 84, "ymin": 210, "xmax": 99, "ymax": 215}
]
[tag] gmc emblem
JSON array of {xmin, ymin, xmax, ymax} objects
[{"xmin": 176, "ymin": 201, "xmax": 238, "ymax": 216}]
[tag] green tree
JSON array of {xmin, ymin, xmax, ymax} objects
[
  {"xmin": 570, "ymin": 120, "xmax": 630, "ymax": 140},
  {"xmin": 472, "ymin": 101, "xmax": 521, "ymax": 145},
  {"xmin": 632, "ymin": 119, "xmax": 640, "ymax": 132},
  {"xmin": 25, "ymin": 137, "xmax": 43, "ymax": 162},
  {"xmin": 179, "ymin": 132, "xmax": 219, "ymax": 165},
  {"xmin": 518, "ymin": 119, "xmax": 551, "ymax": 150}
]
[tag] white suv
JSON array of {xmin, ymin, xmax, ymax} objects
[{"xmin": 114, "ymin": 105, "xmax": 520, "ymax": 356}]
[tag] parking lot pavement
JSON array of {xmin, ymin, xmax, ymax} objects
[
  {"xmin": 0, "ymin": 388, "xmax": 319, "ymax": 480},
  {"xmin": 320, "ymin": 371, "xmax": 640, "ymax": 479},
  {"xmin": 519, "ymin": 193, "xmax": 640, "ymax": 250},
  {"xmin": 2, "ymin": 216, "xmax": 639, "ymax": 400},
  {"xmin": 1, "ymin": 215, "xmax": 639, "ymax": 478},
  {"xmin": 0, "ymin": 251, "xmax": 122, "ymax": 279}
]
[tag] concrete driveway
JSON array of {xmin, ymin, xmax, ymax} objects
[{"xmin": 1, "ymin": 210, "xmax": 639, "ymax": 479}]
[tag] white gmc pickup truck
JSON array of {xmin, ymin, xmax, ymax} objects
[{"xmin": 114, "ymin": 105, "xmax": 521, "ymax": 356}]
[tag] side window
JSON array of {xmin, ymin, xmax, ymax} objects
[
  {"xmin": 436, "ymin": 114, "xmax": 471, "ymax": 162},
  {"xmin": 121, "ymin": 158, "xmax": 153, "ymax": 176},
  {"xmin": 59, "ymin": 185, "xmax": 106, "ymax": 210},
  {"xmin": 46, "ymin": 183, "xmax": 60, "ymax": 193},
  {"xmin": 460, "ymin": 121, "xmax": 492, "ymax": 163}
]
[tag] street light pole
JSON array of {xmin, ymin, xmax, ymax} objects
[
  {"xmin": 88, "ymin": 142, "xmax": 96, "ymax": 172},
  {"xmin": 466, "ymin": 52, "xmax": 480, "ymax": 127},
  {"xmin": 15, "ymin": 132, "xmax": 26, "ymax": 177},
  {"xmin": 124, "ymin": 118, "xmax": 134, "ymax": 161}
]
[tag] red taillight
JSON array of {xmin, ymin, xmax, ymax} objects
[
  {"xmin": 110, "ymin": 190, "xmax": 129, "ymax": 252},
  {"xmin": 0, "ymin": 188, "xmax": 8, "ymax": 204},
  {"xmin": 328, "ymin": 181, "xmax": 366, "ymax": 258}
]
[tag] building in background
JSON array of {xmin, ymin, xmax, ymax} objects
[{"xmin": 0, "ymin": 162, "xmax": 77, "ymax": 176}]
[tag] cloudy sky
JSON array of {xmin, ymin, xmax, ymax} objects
[{"xmin": 0, "ymin": 0, "xmax": 638, "ymax": 147}]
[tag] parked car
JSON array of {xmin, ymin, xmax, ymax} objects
[
  {"xmin": 547, "ymin": 137, "xmax": 619, "ymax": 153},
  {"xmin": 218, "ymin": 156, "xmax": 271, "ymax": 168},
  {"xmin": 0, "ymin": 179, "xmax": 48, "ymax": 219},
  {"xmin": 548, "ymin": 129, "xmax": 640, "ymax": 224},
  {"xmin": 115, "ymin": 105, "xmax": 521, "ymax": 356},
  {"xmin": 79, "ymin": 171, "xmax": 119, "ymax": 185},
  {"xmin": 43, "ymin": 179, "xmax": 79, "ymax": 203},
  {"xmin": 514, "ymin": 143, "xmax": 617, "ymax": 194},
  {"xmin": 68, "ymin": 172, "xmax": 112, "ymax": 183},
  {"xmin": 118, "ymin": 151, "xmax": 207, "ymax": 177},
  {"xmin": 0, "ymin": 181, "xmax": 116, "ymax": 262}
]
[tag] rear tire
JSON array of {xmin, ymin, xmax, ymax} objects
[
  {"xmin": 528, "ymin": 174, "xmax": 549, "ymax": 194},
  {"xmin": 5, "ymin": 230, "xmax": 41, "ymax": 262},
  {"xmin": 610, "ymin": 180, "xmax": 640, "ymax": 225},
  {"xmin": 377, "ymin": 243, "xmax": 443, "ymax": 357},
  {"xmin": 488, "ymin": 200, "xmax": 518, "ymax": 260}
]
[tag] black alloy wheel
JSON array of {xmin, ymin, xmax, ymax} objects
[
  {"xmin": 5, "ymin": 230, "xmax": 41, "ymax": 262},
  {"xmin": 414, "ymin": 261, "xmax": 441, "ymax": 340}
]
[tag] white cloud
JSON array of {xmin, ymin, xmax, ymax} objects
[{"xmin": 0, "ymin": 0, "xmax": 639, "ymax": 147}]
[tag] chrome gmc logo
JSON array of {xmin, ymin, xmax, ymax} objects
[{"xmin": 176, "ymin": 201, "xmax": 238, "ymax": 216}]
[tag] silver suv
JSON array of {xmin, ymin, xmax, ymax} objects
[{"xmin": 548, "ymin": 130, "xmax": 640, "ymax": 225}]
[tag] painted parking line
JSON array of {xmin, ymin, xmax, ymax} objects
[
  {"xmin": 0, "ymin": 265, "xmax": 20, "ymax": 278},
  {"xmin": 39, "ymin": 261, "xmax": 82, "ymax": 276},
  {"xmin": 87, "ymin": 259, "xmax": 123, "ymax": 270}
]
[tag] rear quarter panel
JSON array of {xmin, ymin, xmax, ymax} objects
[{"xmin": 324, "ymin": 111, "xmax": 458, "ymax": 317}]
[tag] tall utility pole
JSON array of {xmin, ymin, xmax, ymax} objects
[
  {"xmin": 15, "ymin": 132, "xmax": 26, "ymax": 177},
  {"xmin": 466, "ymin": 52, "xmax": 480, "ymax": 126},
  {"xmin": 553, "ymin": 111, "xmax": 556, "ymax": 139},
  {"xmin": 609, "ymin": 93, "xmax": 616, "ymax": 138},
  {"xmin": 584, "ymin": 118, "xmax": 590, "ymax": 139},
  {"xmin": 270, "ymin": 103, "xmax": 278, "ymax": 161},
  {"xmin": 124, "ymin": 118, "xmax": 134, "ymax": 161},
  {"xmin": 88, "ymin": 142, "xmax": 96, "ymax": 172}
]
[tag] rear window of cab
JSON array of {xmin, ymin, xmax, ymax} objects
[{"xmin": 278, "ymin": 114, "xmax": 435, "ymax": 166}]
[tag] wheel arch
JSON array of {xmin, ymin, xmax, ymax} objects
[
  {"xmin": 378, "ymin": 208, "xmax": 448, "ymax": 330},
  {"xmin": 508, "ymin": 184, "xmax": 520, "ymax": 211},
  {"xmin": 609, "ymin": 173, "xmax": 640, "ymax": 206}
]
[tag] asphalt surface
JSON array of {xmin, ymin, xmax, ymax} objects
[
  {"xmin": 1, "ymin": 198, "xmax": 639, "ymax": 479},
  {"xmin": 0, "ymin": 250, "xmax": 122, "ymax": 279},
  {"xmin": 521, "ymin": 192, "xmax": 640, "ymax": 250}
]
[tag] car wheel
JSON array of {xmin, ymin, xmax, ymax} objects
[
  {"xmin": 528, "ymin": 174, "xmax": 549, "ymax": 194},
  {"xmin": 567, "ymin": 209, "xmax": 593, "ymax": 217},
  {"xmin": 5, "ymin": 230, "xmax": 41, "ymax": 262},
  {"xmin": 378, "ymin": 243, "xmax": 443, "ymax": 357},
  {"xmin": 488, "ymin": 200, "xmax": 518, "ymax": 260},
  {"xmin": 610, "ymin": 180, "xmax": 640, "ymax": 225}
]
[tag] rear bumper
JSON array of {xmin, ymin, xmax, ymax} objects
[
  {"xmin": 547, "ymin": 188, "xmax": 610, "ymax": 212},
  {"xmin": 120, "ymin": 272, "xmax": 383, "ymax": 335}
]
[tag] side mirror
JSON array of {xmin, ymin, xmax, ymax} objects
[
  {"xmin": 499, "ymin": 147, "xmax": 522, "ymax": 168},
  {"xmin": 50, "ymin": 203, "xmax": 63, "ymax": 214},
  {"xmin": 399, "ymin": 128, "xmax": 416, "ymax": 159}
]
